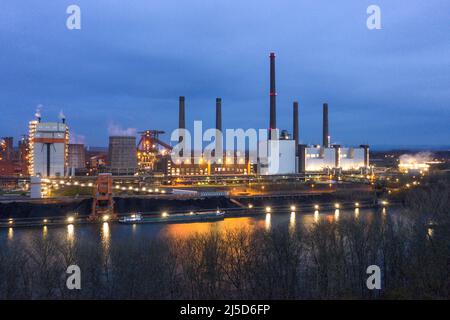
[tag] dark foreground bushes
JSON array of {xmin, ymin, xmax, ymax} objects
[
  {"xmin": 0, "ymin": 173, "xmax": 449, "ymax": 300},
  {"xmin": 0, "ymin": 216, "xmax": 448, "ymax": 299}
]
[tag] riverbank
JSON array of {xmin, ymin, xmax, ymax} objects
[{"xmin": 0, "ymin": 189, "xmax": 379, "ymax": 220}]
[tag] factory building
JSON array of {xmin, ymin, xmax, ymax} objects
[
  {"xmin": 28, "ymin": 118, "xmax": 69, "ymax": 177},
  {"xmin": 0, "ymin": 137, "xmax": 13, "ymax": 161},
  {"xmin": 108, "ymin": 136, "xmax": 138, "ymax": 175},
  {"xmin": 296, "ymin": 101, "xmax": 369, "ymax": 173},
  {"xmin": 166, "ymin": 150, "xmax": 253, "ymax": 177},
  {"xmin": 166, "ymin": 96, "xmax": 255, "ymax": 177},
  {"xmin": 258, "ymin": 139, "xmax": 296, "ymax": 175},
  {"xmin": 68, "ymin": 143, "xmax": 86, "ymax": 175},
  {"xmin": 298, "ymin": 145, "xmax": 369, "ymax": 173},
  {"xmin": 164, "ymin": 52, "xmax": 369, "ymax": 177},
  {"xmin": 258, "ymin": 53, "xmax": 369, "ymax": 175}
]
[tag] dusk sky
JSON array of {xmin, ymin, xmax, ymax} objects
[{"xmin": 0, "ymin": 0, "xmax": 449, "ymax": 148}]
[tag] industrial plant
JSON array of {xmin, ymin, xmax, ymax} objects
[
  {"xmin": 0, "ymin": 51, "xmax": 446, "ymax": 206},
  {"xmin": 0, "ymin": 52, "xmax": 369, "ymax": 183}
]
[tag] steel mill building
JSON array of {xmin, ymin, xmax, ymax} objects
[
  {"xmin": 28, "ymin": 117, "xmax": 69, "ymax": 177},
  {"xmin": 108, "ymin": 136, "xmax": 138, "ymax": 175}
]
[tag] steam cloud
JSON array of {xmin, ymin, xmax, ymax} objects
[
  {"xmin": 69, "ymin": 133, "xmax": 86, "ymax": 145},
  {"xmin": 399, "ymin": 152, "xmax": 433, "ymax": 164},
  {"xmin": 35, "ymin": 104, "xmax": 43, "ymax": 118},
  {"xmin": 108, "ymin": 122, "xmax": 137, "ymax": 137}
]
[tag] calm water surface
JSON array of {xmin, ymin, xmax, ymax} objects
[{"xmin": 0, "ymin": 206, "xmax": 392, "ymax": 248}]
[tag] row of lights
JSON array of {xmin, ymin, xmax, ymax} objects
[
  {"xmin": 115, "ymin": 185, "xmax": 166, "ymax": 194},
  {"xmin": 5, "ymin": 201, "xmax": 389, "ymax": 226},
  {"xmin": 51, "ymin": 180, "xmax": 168, "ymax": 195},
  {"xmin": 250, "ymin": 201, "xmax": 387, "ymax": 214}
]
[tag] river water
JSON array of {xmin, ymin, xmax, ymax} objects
[{"xmin": 0, "ymin": 207, "xmax": 389, "ymax": 248}]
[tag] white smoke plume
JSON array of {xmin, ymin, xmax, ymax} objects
[
  {"xmin": 399, "ymin": 152, "xmax": 433, "ymax": 165},
  {"xmin": 59, "ymin": 109, "xmax": 66, "ymax": 120},
  {"xmin": 35, "ymin": 104, "xmax": 43, "ymax": 118},
  {"xmin": 69, "ymin": 133, "xmax": 86, "ymax": 145},
  {"xmin": 108, "ymin": 122, "xmax": 137, "ymax": 137}
]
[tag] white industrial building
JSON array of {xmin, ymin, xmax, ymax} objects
[
  {"xmin": 258, "ymin": 139, "xmax": 296, "ymax": 175},
  {"xmin": 257, "ymin": 141, "xmax": 368, "ymax": 175},
  {"xmin": 29, "ymin": 120, "xmax": 69, "ymax": 177},
  {"xmin": 299, "ymin": 145, "xmax": 369, "ymax": 173}
]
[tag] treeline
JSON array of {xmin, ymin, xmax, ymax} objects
[{"xmin": 0, "ymin": 173, "xmax": 449, "ymax": 300}]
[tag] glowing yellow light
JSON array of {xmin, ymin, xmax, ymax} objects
[
  {"xmin": 290, "ymin": 205, "xmax": 296, "ymax": 211},
  {"xmin": 265, "ymin": 213, "xmax": 271, "ymax": 230},
  {"xmin": 248, "ymin": 204, "xmax": 253, "ymax": 209},
  {"xmin": 67, "ymin": 216, "xmax": 75, "ymax": 223},
  {"xmin": 43, "ymin": 219, "xmax": 48, "ymax": 224},
  {"xmin": 290, "ymin": 211, "xmax": 296, "ymax": 228},
  {"xmin": 334, "ymin": 203, "xmax": 340, "ymax": 209},
  {"xmin": 265, "ymin": 206, "xmax": 271, "ymax": 213},
  {"xmin": 8, "ymin": 219, "xmax": 13, "ymax": 225},
  {"xmin": 162, "ymin": 211, "xmax": 168, "ymax": 218},
  {"xmin": 102, "ymin": 215, "xmax": 109, "ymax": 222},
  {"xmin": 189, "ymin": 211, "xmax": 194, "ymax": 215},
  {"xmin": 314, "ymin": 210, "xmax": 319, "ymax": 222},
  {"xmin": 355, "ymin": 202, "xmax": 359, "ymax": 207},
  {"xmin": 314, "ymin": 204, "xmax": 319, "ymax": 210}
]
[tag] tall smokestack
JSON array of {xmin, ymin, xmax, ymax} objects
[
  {"xmin": 215, "ymin": 98, "xmax": 222, "ymax": 157},
  {"xmin": 216, "ymin": 98, "xmax": 222, "ymax": 133},
  {"xmin": 323, "ymin": 103, "xmax": 329, "ymax": 147},
  {"xmin": 179, "ymin": 96, "xmax": 185, "ymax": 135},
  {"xmin": 293, "ymin": 101, "xmax": 299, "ymax": 155},
  {"xmin": 269, "ymin": 52, "xmax": 277, "ymax": 139},
  {"xmin": 178, "ymin": 96, "xmax": 186, "ymax": 157}
]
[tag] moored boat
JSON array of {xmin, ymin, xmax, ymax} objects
[{"xmin": 119, "ymin": 210, "xmax": 225, "ymax": 224}]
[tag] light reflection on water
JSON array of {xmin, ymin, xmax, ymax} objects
[
  {"xmin": 67, "ymin": 224, "xmax": 75, "ymax": 243},
  {"xmin": 334, "ymin": 209, "xmax": 340, "ymax": 221},
  {"xmin": 0, "ymin": 207, "xmax": 391, "ymax": 250},
  {"xmin": 265, "ymin": 213, "xmax": 271, "ymax": 231},
  {"xmin": 289, "ymin": 212, "xmax": 296, "ymax": 231},
  {"xmin": 314, "ymin": 210, "xmax": 320, "ymax": 223}
]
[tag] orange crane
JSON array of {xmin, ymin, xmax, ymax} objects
[{"xmin": 90, "ymin": 173, "xmax": 115, "ymax": 221}]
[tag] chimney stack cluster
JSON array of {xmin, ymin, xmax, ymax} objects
[{"xmin": 176, "ymin": 53, "xmax": 332, "ymax": 156}]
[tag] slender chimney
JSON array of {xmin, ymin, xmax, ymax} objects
[
  {"xmin": 269, "ymin": 52, "xmax": 277, "ymax": 139},
  {"xmin": 216, "ymin": 98, "xmax": 222, "ymax": 133},
  {"xmin": 215, "ymin": 98, "xmax": 222, "ymax": 157},
  {"xmin": 293, "ymin": 101, "xmax": 299, "ymax": 155},
  {"xmin": 323, "ymin": 103, "xmax": 329, "ymax": 147},
  {"xmin": 179, "ymin": 96, "xmax": 185, "ymax": 135},
  {"xmin": 178, "ymin": 96, "xmax": 186, "ymax": 157}
]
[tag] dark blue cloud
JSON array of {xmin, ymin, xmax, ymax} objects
[{"xmin": 0, "ymin": 0, "xmax": 449, "ymax": 147}]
